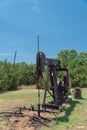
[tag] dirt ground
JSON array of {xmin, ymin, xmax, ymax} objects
[
  {"xmin": 0, "ymin": 88, "xmax": 87, "ymax": 130},
  {"xmin": 0, "ymin": 107, "xmax": 56, "ymax": 130},
  {"xmin": 1, "ymin": 110, "xmax": 87, "ymax": 130},
  {"xmin": 0, "ymin": 88, "xmax": 55, "ymax": 130},
  {"xmin": 0, "ymin": 107, "xmax": 87, "ymax": 130}
]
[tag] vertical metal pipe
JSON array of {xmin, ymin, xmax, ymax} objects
[
  {"xmin": 13, "ymin": 50, "xmax": 17, "ymax": 65},
  {"xmin": 38, "ymin": 88, "xmax": 40, "ymax": 117},
  {"xmin": 37, "ymin": 35, "xmax": 41, "ymax": 117}
]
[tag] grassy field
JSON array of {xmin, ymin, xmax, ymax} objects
[
  {"xmin": 0, "ymin": 86, "xmax": 44, "ymax": 111},
  {"xmin": 0, "ymin": 86, "xmax": 87, "ymax": 130}
]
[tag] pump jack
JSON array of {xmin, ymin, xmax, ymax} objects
[{"xmin": 36, "ymin": 51, "xmax": 69, "ymax": 110}]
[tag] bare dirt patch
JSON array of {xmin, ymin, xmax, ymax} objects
[{"xmin": 1, "ymin": 108, "xmax": 56, "ymax": 130}]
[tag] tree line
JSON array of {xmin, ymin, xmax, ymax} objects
[
  {"xmin": 0, "ymin": 60, "xmax": 36, "ymax": 91},
  {"xmin": 0, "ymin": 50, "xmax": 87, "ymax": 91},
  {"xmin": 57, "ymin": 50, "xmax": 87, "ymax": 87}
]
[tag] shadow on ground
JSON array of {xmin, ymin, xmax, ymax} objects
[{"xmin": 55, "ymin": 98, "xmax": 81, "ymax": 123}]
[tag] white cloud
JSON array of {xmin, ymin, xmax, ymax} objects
[
  {"xmin": 26, "ymin": 0, "xmax": 40, "ymax": 13},
  {"xmin": 32, "ymin": 0, "xmax": 40, "ymax": 12}
]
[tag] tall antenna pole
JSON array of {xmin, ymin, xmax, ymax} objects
[
  {"xmin": 13, "ymin": 50, "xmax": 17, "ymax": 65},
  {"xmin": 37, "ymin": 35, "xmax": 39, "ymax": 52},
  {"xmin": 37, "ymin": 35, "xmax": 41, "ymax": 117}
]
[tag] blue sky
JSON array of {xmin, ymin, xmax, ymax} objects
[{"xmin": 0, "ymin": 0, "xmax": 87, "ymax": 63}]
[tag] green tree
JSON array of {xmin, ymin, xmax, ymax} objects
[{"xmin": 57, "ymin": 50, "xmax": 87, "ymax": 88}]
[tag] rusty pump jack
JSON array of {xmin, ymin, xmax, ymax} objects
[{"xmin": 36, "ymin": 51, "xmax": 69, "ymax": 112}]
